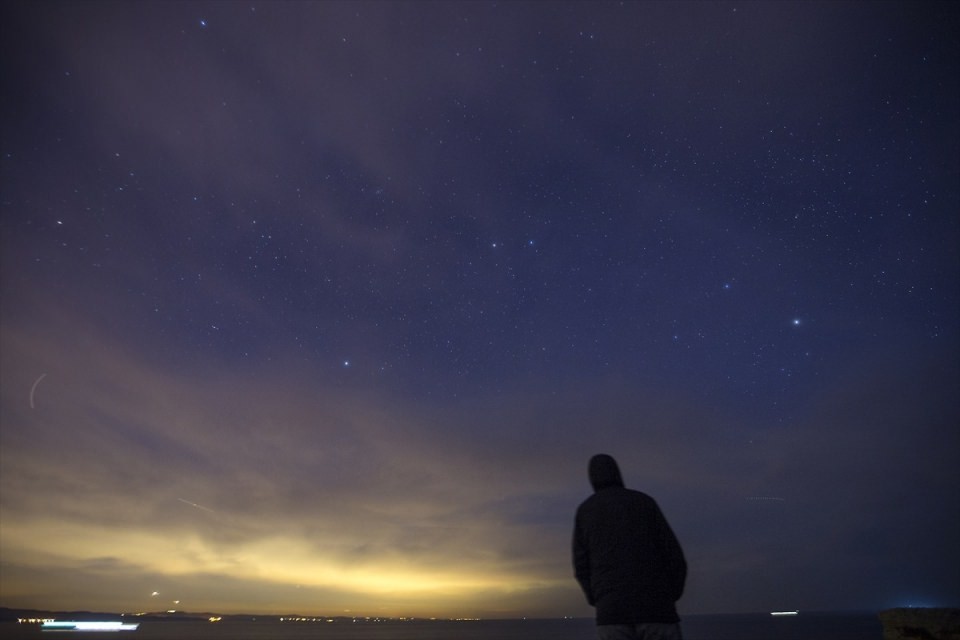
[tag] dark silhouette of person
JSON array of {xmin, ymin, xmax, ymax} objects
[{"xmin": 573, "ymin": 453, "xmax": 687, "ymax": 640}]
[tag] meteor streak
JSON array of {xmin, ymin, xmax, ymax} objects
[
  {"xmin": 29, "ymin": 373, "xmax": 47, "ymax": 409},
  {"xmin": 177, "ymin": 498, "xmax": 217, "ymax": 513}
]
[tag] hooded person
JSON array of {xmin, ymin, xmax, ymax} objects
[{"xmin": 573, "ymin": 454, "xmax": 687, "ymax": 640}]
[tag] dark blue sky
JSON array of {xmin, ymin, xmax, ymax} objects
[{"xmin": 2, "ymin": 0, "xmax": 958, "ymax": 618}]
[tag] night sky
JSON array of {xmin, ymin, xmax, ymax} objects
[{"xmin": 2, "ymin": 0, "xmax": 958, "ymax": 620}]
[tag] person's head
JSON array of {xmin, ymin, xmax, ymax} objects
[{"xmin": 588, "ymin": 453, "xmax": 624, "ymax": 492}]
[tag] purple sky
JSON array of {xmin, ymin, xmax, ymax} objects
[{"xmin": 2, "ymin": 0, "xmax": 958, "ymax": 618}]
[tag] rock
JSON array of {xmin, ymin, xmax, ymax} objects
[{"xmin": 879, "ymin": 608, "xmax": 960, "ymax": 640}]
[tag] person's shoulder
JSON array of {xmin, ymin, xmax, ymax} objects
[
  {"xmin": 578, "ymin": 487, "xmax": 656, "ymax": 507},
  {"xmin": 575, "ymin": 490, "xmax": 609, "ymax": 515}
]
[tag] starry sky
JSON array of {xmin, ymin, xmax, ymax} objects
[{"xmin": 1, "ymin": 0, "xmax": 958, "ymax": 620}]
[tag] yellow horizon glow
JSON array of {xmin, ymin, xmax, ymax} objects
[{"xmin": 0, "ymin": 515, "xmax": 565, "ymax": 607}]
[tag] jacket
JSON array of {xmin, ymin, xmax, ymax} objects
[{"xmin": 572, "ymin": 454, "xmax": 687, "ymax": 625}]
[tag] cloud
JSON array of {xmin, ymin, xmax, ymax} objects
[
  {"xmin": 4, "ymin": 289, "xmax": 959, "ymax": 616},
  {"xmin": 1, "ymin": 305, "xmax": 593, "ymax": 615},
  {"xmin": 0, "ymin": 297, "xmax": 723, "ymax": 614}
]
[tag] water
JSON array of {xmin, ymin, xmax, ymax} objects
[
  {"xmin": 1, "ymin": 611, "xmax": 883, "ymax": 640},
  {"xmin": 681, "ymin": 612, "xmax": 882, "ymax": 640}
]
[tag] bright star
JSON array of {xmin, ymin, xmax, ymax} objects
[
  {"xmin": 199, "ymin": 19, "xmax": 207, "ymax": 28},
  {"xmin": 792, "ymin": 318, "xmax": 802, "ymax": 326}
]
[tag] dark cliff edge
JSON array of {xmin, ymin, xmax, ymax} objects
[{"xmin": 879, "ymin": 608, "xmax": 960, "ymax": 640}]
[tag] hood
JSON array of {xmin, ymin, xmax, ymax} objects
[{"xmin": 588, "ymin": 454, "xmax": 624, "ymax": 491}]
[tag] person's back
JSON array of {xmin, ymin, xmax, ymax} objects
[{"xmin": 573, "ymin": 454, "xmax": 687, "ymax": 639}]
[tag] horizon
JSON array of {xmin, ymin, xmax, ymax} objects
[
  {"xmin": 0, "ymin": 604, "xmax": 911, "ymax": 620},
  {"xmin": 2, "ymin": 0, "xmax": 958, "ymax": 620}
]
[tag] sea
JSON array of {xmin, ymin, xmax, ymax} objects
[{"xmin": 0, "ymin": 611, "xmax": 883, "ymax": 640}]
